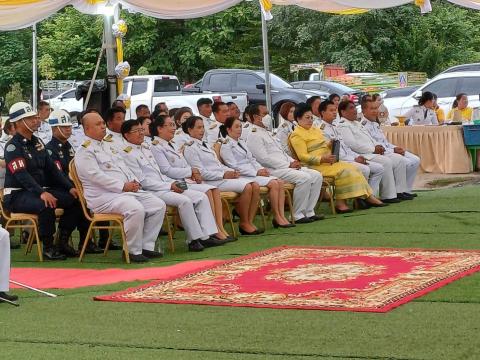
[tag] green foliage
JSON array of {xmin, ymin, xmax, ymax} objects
[
  {"xmin": 136, "ymin": 66, "xmax": 149, "ymax": 75},
  {"xmin": 38, "ymin": 53, "xmax": 56, "ymax": 80},
  {"xmin": 5, "ymin": 83, "xmax": 25, "ymax": 110}
]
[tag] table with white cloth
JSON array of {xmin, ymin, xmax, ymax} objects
[{"xmin": 382, "ymin": 125, "xmax": 472, "ymax": 174}]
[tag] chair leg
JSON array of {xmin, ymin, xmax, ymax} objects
[
  {"xmin": 284, "ymin": 190, "xmax": 295, "ymax": 224},
  {"xmin": 222, "ymin": 198, "xmax": 237, "ymax": 239},
  {"xmin": 328, "ymin": 185, "xmax": 336, "ymax": 215},
  {"xmin": 117, "ymin": 221, "xmax": 130, "ymax": 264},
  {"xmin": 32, "ymin": 223, "xmax": 43, "ymax": 262},
  {"xmin": 26, "ymin": 222, "xmax": 36, "ymax": 255},
  {"xmin": 79, "ymin": 224, "xmax": 95, "ymax": 262},
  {"xmin": 163, "ymin": 212, "xmax": 175, "ymax": 253},
  {"xmin": 258, "ymin": 199, "xmax": 267, "ymax": 231},
  {"xmin": 103, "ymin": 226, "xmax": 113, "ymax": 257}
]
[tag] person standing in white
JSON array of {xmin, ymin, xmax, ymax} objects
[
  {"xmin": 197, "ymin": 98, "xmax": 215, "ymax": 143},
  {"xmin": 74, "ymin": 112, "xmax": 166, "ymax": 263},
  {"xmin": 318, "ymin": 100, "xmax": 384, "ymax": 197},
  {"xmin": 246, "ymin": 103, "xmax": 323, "ymax": 224},
  {"xmin": 0, "ymin": 226, "xmax": 17, "ymax": 304},
  {"xmin": 205, "ymin": 102, "xmax": 230, "ymax": 146},
  {"xmin": 337, "ymin": 100, "xmax": 413, "ymax": 203},
  {"xmin": 120, "ymin": 119, "xmax": 225, "ymax": 253},
  {"xmin": 361, "ymin": 100, "xmax": 419, "ymax": 196},
  {"xmin": 33, "ymin": 101, "xmax": 52, "ymax": 144},
  {"xmin": 104, "ymin": 106, "xmax": 127, "ymax": 152}
]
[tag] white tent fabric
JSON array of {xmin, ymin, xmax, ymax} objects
[{"xmin": 0, "ymin": 0, "xmax": 480, "ymax": 30}]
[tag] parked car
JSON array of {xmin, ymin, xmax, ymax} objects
[
  {"xmin": 48, "ymin": 88, "xmax": 83, "ymax": 113},
  {"xmin": 122, "ymin": 75, "xmax": 248, "ymax": 119},
  {"xmin": 382, "ymin": 71, "xmax": 480, "ymax": 119},
  {"xmin": 380, "ymin": 86, "xmax": 421, "ymax": 99},
  {"xmin": 440, "ymin": 63, "xmax": 480, "ymax": 75},
  {"xmin": 291, "ymin": 81, "xmax": 365, "ymax": 104},
  {"xmin": 190, "ymin": 69, "xmax": 327, "ymax": 120}
]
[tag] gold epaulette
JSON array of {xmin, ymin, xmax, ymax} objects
[
  {"xmin": 82, "ymin": 140, "xmax": 91, "ymax": 148},
  {"xmin": 320, "ymin": 123, "xmax": 326, "ymax": 130},
  {"xmin": 209, "ymin": 123, "xmax": 217, "ymax": 130},
  {"xmin": 123, "ymin": 146, "xmax": 132, "ymax": 153},
  {"xmin": 151, "ymin": 139, "xmax": 159, "ymax": 145},
  {"xmin": 103, "ymin": 134, "xmax": 113, "ymax": 142}
]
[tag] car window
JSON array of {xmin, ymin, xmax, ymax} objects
[
  {"xmin": 131, "ymin": 80, "xmax": 148, "ymax": 96},
  {"xmin": 458, "ymin": 77, "xmax": 480, "ymax": 96},
  {"xmin": 62, "ymin": 90, "xmax": 76, "ymax": 99},
  {"xmin": 302, "ymin": 83, "xmax": 320, "ymax": 90},
  {"xmin": 207, "ymin": 74, "xmax": 232, "ymax": 91},
  {"xmin": 423, "ymin": 78, "xmax": 458, "ymax": 98},
  {"xmin": 154, "ymin": 79, "xmax": 180, "ymax": 92},
  {"xmin": 236, "ymin": 74, "xmax": 261, "ymax": 91}
]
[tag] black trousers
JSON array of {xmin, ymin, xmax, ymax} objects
[{"xmin": 4, "ymin": 189, "xmax": 88, "ymax": 241}]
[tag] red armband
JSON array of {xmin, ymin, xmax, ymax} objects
[{"xmin": 7, "ymin": 158, "xmax": 26, "ymax": 174}]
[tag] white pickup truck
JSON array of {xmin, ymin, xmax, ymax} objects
[{"xmin": 122, "ymin": 75, "xmax": 248, "ymax": 119}]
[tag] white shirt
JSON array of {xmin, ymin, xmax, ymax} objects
[
  {"xmin": 403, "ymin": 105, "xmax": 438, "ymax": 125},
  {"xmin": 34, "ymin": 120, "xmax": 52, "ymax": 144}
]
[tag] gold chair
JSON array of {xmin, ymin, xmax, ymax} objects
[
  {"xmin": 220, "ymin": 191, "xmax": 239, "ymax": 239},
  {"xmin": 68, "ymin": 161, "xmax": 130, "ymax": 264},
  {"xmin": 162, "ymin": 206, "xmax": 177, "ymax": 253},
  {"xmin": 0, "ymin": 193, "xmax": 42, "ymax": 261},
  {"xmin": 282, "ymin": 182, "xmax": 295, "ymax": 223}
]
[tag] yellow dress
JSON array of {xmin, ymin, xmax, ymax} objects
[
  {"xmin": 435, "ymin": 108, "xmax": 446, "ymax": 124},
  {"xmin": 447, "ymin": 107, "xmax": 473, "ymax": 122},
  {"xmin": 290, "ymin": 126, "xmax": 372, "ymax": 200}
]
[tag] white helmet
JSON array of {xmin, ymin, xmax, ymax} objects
[
  {"xmin": 9, "ymin": 102, "xmax": 37, "ymax": 123},
  {"xmin": 48, "ymin": 110, "xmax": 72, "ymax": 127}
]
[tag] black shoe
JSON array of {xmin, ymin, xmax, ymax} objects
[
  {"xmin": 43, "ymin": 248, "xmax": 67, "ymax": 261},
  {"xmin": 334, "ymin": 207, "xmax": 353, "ymax": 214},
  {"xmin": 239, "ymin": 227, "xmax": 262, "ymax": 236},
  {"xmin": 99, "ymin": 241, "xmax": 122, "ymax": 251},
  {"xmin": 188, "ymin": 240, "xmax": 204, "ymax": 252},
  {"xmin": 368, "ymin": 201, "xmax": 389, "ymax": 207},
  {"xmin": 272, "ymin": 220, "xmax": 296, "ymax": 228},
  {"xmin": 59, "ymin": 244, "xmax": 79, "ymax": 258},
  {"xmin": 0, "ymin": 292, "xmax": 18, "ymax": 302},
  {"xmin": 10, "ymin": 242, "xmax": 20, "ymax": 250},
  {"xmin": 199, "ymin": 237, "xmax": 226, "ymax": 247},
  {"xmin": 383, "ymin": 198, "xmax": 401, "ymax": 204},
  {"xmin": 81, "ymin": 242, "xmax": 104, "ymax": 254},
  {"xmin": 142, "ymin": 249, "xmax": 163, "ymax": 258},
  {"xmin": 403, "ymin": 192, "xmax": 417, "ymax": 198},
  {"xmin": 128, "ymin": 253, "xmax": 149, "ymax": 263},
  {"xmin": 397, "ymin": 193, "xmax": 414, "ymax": 201},
  {"xmin": 211, "ymin": 234, "xmax": 237, "ymax": 243},
  {"xmin": 356, "ymin": 199, "xmax": 371, "ymax": 210},
  {"xmin": 295, "ymin": 217, "xmax": 314, "ymax": 224},
  {"xmin": 309, "ymin": 214, "xmax": 325, "ymax": 221}
]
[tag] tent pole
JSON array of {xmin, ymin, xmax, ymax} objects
[
  {"xmin": 32, "ymin": 24, "xmax": 37, "ymax": 109},
  {"xmin": 103, "ymin": 12, "xmax": 117, "ymax": 106},
  {"xmin": 261, "ymin": 10, "xmax": 272, "ymax": 116}
]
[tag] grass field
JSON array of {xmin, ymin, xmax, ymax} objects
[{"xmin": 2, "ymin": 185, "xmax": 480, "ymax": 360}]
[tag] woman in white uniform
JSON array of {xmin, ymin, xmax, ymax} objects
[
  {"xmin": 172, "ymin": 107, "xmax": 193, "ymax": 150},
  {"xmin": 403, "ymin": 91, "xmax": 438, "ymax": 126},
  {"xmin": 219, "ymin": 117, "xmax": 294, "ymax": 229},
  {"xmin": 149, "ymin": 115, "xmax": 233, "ymax": 241},
  {"xmin": 182, "ymin": 116, "xmax": 262, "ymax": 235}
]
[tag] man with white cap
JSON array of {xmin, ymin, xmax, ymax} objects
[
  {"xmin": 46, "ymin": 110, "xmax": 103, "ymax": 255},
  {"xmin": 3, "ymin": 102, "xmax": 84, "ymax": 260}
]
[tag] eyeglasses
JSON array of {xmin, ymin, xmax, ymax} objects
[{"xmin": 129, "ymin": 128, "xmax": 145, "ymax": 134}]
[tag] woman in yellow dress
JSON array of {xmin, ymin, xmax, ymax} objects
[
  {"xmin": 447, "ymin": 93, "xmax": 473, "ymax": 122},
  {"xmin": 289, "ymin": 103, "xmax": 385, "ymax": 213}
]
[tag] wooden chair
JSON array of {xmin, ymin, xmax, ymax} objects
[
  {"xmin": 0, "ymin": 192, "xmax": 42, "ymax": 261},
  {"xmin": 68, "ymin": 160, "xmax": 130, "ymax": 264},
  {"xmin": 282, "ymin": 182, "xmax": 296, "ymax": 223},
  {"xmin": 220, "ymin": 191, "xmax": 239, "ymax": 239},
  {"xmin": 162, "ymin": 206, "xmax": 177, "ymax": 253}
]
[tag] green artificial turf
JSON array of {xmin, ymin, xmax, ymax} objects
[{"xmin": 2, "ymin": 185, "xmax": 480, "ymax": 360}]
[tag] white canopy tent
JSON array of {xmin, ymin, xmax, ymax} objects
[{"xmin": 2, "ymin": 0, "xmax": 480, "ymax": 110}]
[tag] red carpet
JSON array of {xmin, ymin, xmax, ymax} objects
[
  {"xmin": 10, "ymin": 260, "xmax": 222, "ymax": 289},
  {"xmin": 95, "ymin": 246, "xmax": 480, "ymax": 312}
]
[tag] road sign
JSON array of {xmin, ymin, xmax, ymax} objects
[{"xmin": 398, "ymin": 72, "xmax": 408, "ymax": 88}]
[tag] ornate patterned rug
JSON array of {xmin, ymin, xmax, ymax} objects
[{"xmin": 95, "ymin": 246, "xmax": 480, "ymax": 312}]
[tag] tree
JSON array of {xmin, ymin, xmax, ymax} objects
[
  {"xmin": 38, "ymin": 54, "xmax": 56, "ymax": 80},
  {"xmin": 5, "ymin": 83, "xmax": 25, "ymax": 110}
]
